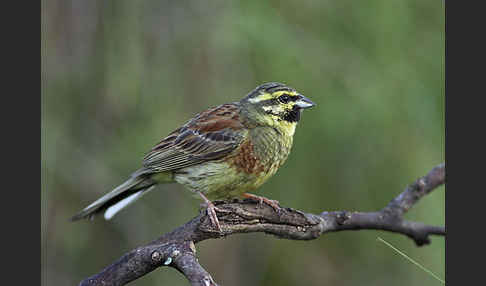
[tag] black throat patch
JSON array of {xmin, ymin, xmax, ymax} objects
[{"xmin": 281, "ymin": 106, "xmax": 301, "ymax": 123}]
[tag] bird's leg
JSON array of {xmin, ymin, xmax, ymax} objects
[
  {"xmin": 197, "ymin": 191, "xmax": 222, "ymax": 232},
  {"xmin": 243, "ymin": 193, "xmax": 281, "ymax": 212}
]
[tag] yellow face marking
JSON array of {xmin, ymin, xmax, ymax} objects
[
  {"xmin": 248, "ymin": 90, "xmax": 299, "ymax": 104},
  {"xmin": 271, "ymin": 90, "xmax": 299, "ymax": 97},
  {"xmin": 248, "ymin": 92, "xmax": 275, "ymax": 103},
  {"xmin": 262, "ymin": 104, "xmax": 284, "ymax": 114},
  {"xmin": 249, "ymin": 89, "xmax": 302, "ymax": 131},
  {"xmin": 260, "ymin": 104, "xmax": 298, "ymax": 136}
]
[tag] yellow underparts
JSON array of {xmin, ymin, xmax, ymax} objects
[{"xmin": 173, "ymin": 161, "xmax": 263, "ymax": 200}]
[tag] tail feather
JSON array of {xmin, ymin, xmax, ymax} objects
[
  {"xmin": 70, "ymin": 175, "xmax": 154, "ymax": 221},
  {"xmin": 104, "ymin": 186, "xmax": 155, "ymax": 220}
]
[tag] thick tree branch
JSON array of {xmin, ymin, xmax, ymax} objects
[{"xmin": 79, "ymin": 163, "xmax": 445, "ymax": 286}]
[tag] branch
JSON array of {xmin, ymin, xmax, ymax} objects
[{"xmin": 79, "ymin": 163, "xmax": 445, "ymax": 286}]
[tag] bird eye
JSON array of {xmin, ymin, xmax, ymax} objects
[{"xmin": 278, "ymin": 94, "xmax": 291, "ymax": 104}]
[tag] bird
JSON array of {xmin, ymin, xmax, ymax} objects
[{"xmin": 71, "ymin": 82, "xmax": 315, "ymax": 230}]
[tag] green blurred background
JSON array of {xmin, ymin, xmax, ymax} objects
[{"xmin": 41, "ymin": 0, "xmax": 444, "ymax": 285}]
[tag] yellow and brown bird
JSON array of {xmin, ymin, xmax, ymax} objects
[{"xmin": 71, "ymin": 82, "xmax": 315, "ymax": 230}]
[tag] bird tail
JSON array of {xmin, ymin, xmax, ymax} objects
[{"xmin": 70, "ymin": 173, "xmax": 156, "ymax": 221}]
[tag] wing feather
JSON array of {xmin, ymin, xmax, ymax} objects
[{"xmin": 142, "ymin": 103, "xmax": 246, "ymax": 173}]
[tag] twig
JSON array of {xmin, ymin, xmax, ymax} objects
[{"xmin": 79, "ymin": 163, "xmax": 445, "ymax": 286}]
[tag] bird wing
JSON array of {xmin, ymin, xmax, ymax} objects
[{"xmin": 141, "ymin": 103, "xmax": 247, "ymax": 173}]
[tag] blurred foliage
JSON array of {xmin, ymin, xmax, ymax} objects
[{"xmin": 41, "ymin": 0, "xmax": 444, "ymax": 285}]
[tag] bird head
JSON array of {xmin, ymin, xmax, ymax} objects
[{"xmin": 240, "ymin": 82, "xmax": 315, "ymax": 131}]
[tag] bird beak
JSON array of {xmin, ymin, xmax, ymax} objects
[{"xmin": 295, "ymin": 95, "xmax": 316, "ymax": 109}]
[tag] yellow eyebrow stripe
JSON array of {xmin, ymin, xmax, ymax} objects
[
  {"xmin": 248, "ymin": 90, "xmax": 298, "ymax": 103},
  {"xmin": 248, "ymin": 92, "xmax": 274, "ymax": 103},
  {"xmin": 272, "ymin": 90, "xmax": 298, "ymax": 97}
]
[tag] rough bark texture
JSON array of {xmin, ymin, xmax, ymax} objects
[{"xmin": 79, "ymin": 163, "xmax": 445, "ymax": 286}]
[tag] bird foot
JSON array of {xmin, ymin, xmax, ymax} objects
[
  {"xmin": 243, "ymin": 193, "xmax": 281, "ymax": 212},
  {"xmin": 197, "ymin": 191, "xmax": 224, "ymax": 232},
  {"xmin": 205, "ymin": 201, "xmax": 222, "ymax": 232}
]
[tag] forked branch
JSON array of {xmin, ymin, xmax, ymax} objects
[{"xmin": 79, "ymin": 163, "xmax": 445, "ymax": 286}]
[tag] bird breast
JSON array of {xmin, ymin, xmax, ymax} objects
[
  {"xmin": 174, "ymin": 125, "xmax": 294, "ymax": 200},
  {"xmin": 246, "ymin": 126, "xmax": 294, "ymax": 177}
]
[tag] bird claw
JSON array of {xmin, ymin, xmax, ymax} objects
[
  {"xmin": 243, "ymin": 193, "xmax": 282, "ymax": 213},
  {"xmin": 205, "ymin": 202, "xmax": 222, "ymax": 232}
]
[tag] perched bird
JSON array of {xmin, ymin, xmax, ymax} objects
[{"xmin": 71, "ymin": 82, "xmax": 315, "ymax": 230}]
